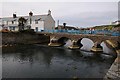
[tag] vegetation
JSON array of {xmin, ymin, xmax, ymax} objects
[
  {"xmin": 114, "ymin": 24, "xmax": 120, "ymax": 28},
  {"xmin": 18, "ymin": 17, "xmax": 27, "ymax": 31},
  {"xmin": 19, "ymin": 29, "xmax": 35, "ymax": 34},
  {"xmin": 93, "ymin": 25, "xmax": 118, "ymax": 30}
]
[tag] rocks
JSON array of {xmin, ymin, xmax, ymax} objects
[
  {"xmin": 104, "ymin": 40, "xmax": 120, "ymax": 80},
  {"xmin": 104, "ymin": 59, "xmax": 120, "ymax": 80},
  {"xmin": 91, "ymin": 42, "xmax": 103, "ymax": 53}
]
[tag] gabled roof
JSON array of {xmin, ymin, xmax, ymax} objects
[{"xmin": 0, "ymin": 14, "xmax": 49, "ymax": 21}]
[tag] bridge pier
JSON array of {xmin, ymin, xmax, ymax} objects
[
  {"xmin": 68, "ymin": 40, "xmax": 80, "ymax": 49},
  {"xmin": 91, "ymin": 42, "xmax": 103, "ymax": 53},
  {"xmin": 48, "ymin": 37, "xmax": 62, "ymax": 47}
]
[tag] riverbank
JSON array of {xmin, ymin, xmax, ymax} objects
[
  {"xmin": 1, "ymin": 32, "xmax": 120, "ymax": 79},
  {"xmin": 1, "ymin": 32, "xmax": 50, "ymax": 46},
  {"xmin": 2, "ymin": 44, "xmax": 115, "ymax": 79},
  {"xmin": 104, "ymin": 40, "xmax": 120, "ymax": 80},
  {"xmin": 104, "ymin": 58, "xmax": 120, "ymax": 79}
]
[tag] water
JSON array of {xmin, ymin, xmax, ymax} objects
[{"xmin": 2, "ymin": 43, "xmax": 116, "ymax": 78}]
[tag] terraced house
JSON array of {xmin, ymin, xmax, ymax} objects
[{"xmin": 0, "ymin": 10, "xmax": 55, "ymax": 32}]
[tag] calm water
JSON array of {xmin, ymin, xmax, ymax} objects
[{"xmin": 2, "ymin": 42, "xmax": 116, "ymax": 78}]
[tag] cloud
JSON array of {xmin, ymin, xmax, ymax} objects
[
  {"xmin": 1, "ymin": 0, "xmax": 120, "ymax": 2},
  {"xmin": 1, "ymin": 2, "xmax": 118, "ymax": 27}
]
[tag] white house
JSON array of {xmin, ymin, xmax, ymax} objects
[
  {"xmin": 0, "ymin": 10, "xmax": 55, "ymax": 32},
  {"xmin": 111, "ymin": 20, "xmax": 120, "ymax": 25}
]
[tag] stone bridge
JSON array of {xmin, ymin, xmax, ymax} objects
[
  {"xmin": 38, "ymin": 32, "xmax": 120, "ymax": 79},
  {"xmin": 45, "ymin": 33, "xmax": 120, "ymax": 52}
]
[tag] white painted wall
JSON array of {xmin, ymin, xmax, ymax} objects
[
  {"xmin": 8, "ymin": 21, "xmax": 12, "ymax": 25},
  {"xmin": 44, "ymin": 15, "xmax": 55, "ymax": 31},
  {"xmin": 0, "ymin": 26, "xmax": 2, "ymax": 31},
  {"xmin": 8, "ymin": 26, "xmax": 19, "ymax": 31},
  {"xmin": 1, "ymin": 14, "xmax": 55, "ymax": 32},
  {"xmin": 0, "ymin": 20, "xmax": 2, "ymax": 25},
  {"xmin": 31, "ymin": 20, "xmax": 44, "ymax": 31}
]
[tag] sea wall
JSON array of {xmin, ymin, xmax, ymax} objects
[
  {"xmin": 2, "ymin": 32, "xmax": 50, "ymax": 45},
  {"xmin": 104, "ymin": 40, "xmax": 120, "ymax": 79}
]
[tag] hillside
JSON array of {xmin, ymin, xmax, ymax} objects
[{"xmin": 90, "ymin": 24, "xmax": 119, "ymax": 31}]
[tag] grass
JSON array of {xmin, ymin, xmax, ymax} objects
[{"xmin": 94, "ymin": 25, "xmax": 117, "ymax": 30}]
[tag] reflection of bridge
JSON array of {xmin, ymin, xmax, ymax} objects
[
  {"xmin": 38, "ymin": 31, "xmax": 120, "ymax": 79},
  {"xmin": 39, "ymin": 32, "xmax": 120, "ymax": 53},
  {"xmin": 47, "ymin": 32, "xmax": 120, "ymax": 79},
  {"xmin": 38, "ymin": 32, "xmax": 120, "ymax": 80}
]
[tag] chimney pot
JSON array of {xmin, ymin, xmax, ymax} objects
[
  {"xmin": 29, "ymin": 11, "xmax": 33, "ymax": 16},
  {"xmin": 13, "ymin": 13, "xmax": 17, "ymax": 18}
]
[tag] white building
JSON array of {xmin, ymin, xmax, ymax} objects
[
  {"xmin": 0, "ymin": 10, "xmax": 55, "ymax": 32},
  {"xmin": 111, "ymin": 20, "xmax": 120, "ymax": 25}
]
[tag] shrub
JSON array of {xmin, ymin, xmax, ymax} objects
[{"xmin": 19, "ymin": 29, "xmax": 35, "ymax": 34}]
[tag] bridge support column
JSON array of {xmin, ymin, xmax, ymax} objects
[
  {"xmin": 48, "ymin": 38, "xmax": 62, "ymax": 47},
  {"xmin": 91, "ymin": 42, "xmax": 103, "ymax": 52},
  {"xmin": 68, "ymin": 40, "xmax": 80, "ymax": 49}
]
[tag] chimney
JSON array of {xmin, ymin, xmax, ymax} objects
[
  {"xmin": 29, "ymin": 11, "xmax": 33, "ymax": 24},
  {"xmin": 29, "ymin": 11, "xmax": 33, "ymax": 16},
  {"xmin": 63, "ymin": 23, "xmax": 67, "ymax": 30},
  {"xmin": 13, "ymin": 13, "xmax": 17, "ymax": 18},
  {"xmin": 48, "ymin": 10, "xmax": 51, "ymax": 15}
]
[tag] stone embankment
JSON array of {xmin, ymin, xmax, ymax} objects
[
  {"xmin": 104, "ymin": 40, "xmax": 120, "ymax": 80},
  {"xmin": 1, "ymin": 32, "xmax": 50, "ymax": 46}
]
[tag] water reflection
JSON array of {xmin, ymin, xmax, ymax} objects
[
  {"xmin": 101, "ymin": 42, "xmax": 115, "ymax": 54},
  {"xmin": 64, "ymin": 39, "xmax": 72, "ymax": 47},
  {"xmin": 2, "ymin": 44, "xmax": 115, "ymax": 78},
  {"xmin": 81, "ymin": 38, "xmax": 94, "ymax": 51}
]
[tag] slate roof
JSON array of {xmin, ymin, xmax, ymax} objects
[
  {"xmin": 0, "ymin": 14, "xmax": 49, "ymax": 22},
  {"xmin": 55, "ymin": 25, "xmax": 79, "ymax": 30}
]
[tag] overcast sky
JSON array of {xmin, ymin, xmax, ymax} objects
[{"xmin": 0, "ymin": 0, "xmax": 119, "ymax": 27}]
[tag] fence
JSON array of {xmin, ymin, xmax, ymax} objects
[{"xmin": 39, "ymin": 29, "xmax": 120, "ymax": 36}]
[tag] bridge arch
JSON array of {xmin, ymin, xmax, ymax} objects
[
  {"xmin": 57, "ymin": 37, "xmax": 71, "ymax": 46},
  {"xmin": 76, "ymin": 38, "xmax": 83, "ymax": 47},
  {"xmin": 48, "ymin": 33, "xmax": 120, "ymax": 53},
  {"xmin": 101, "ymin": 41, "xmax": 114, "ymax": 55},
  {"xmin": 102, "ymin": 39, "xmax": 120, "ymax": 56},
  {"xmin": 77, "ymin": 38, "xmax": 95, "ymax": 50}
]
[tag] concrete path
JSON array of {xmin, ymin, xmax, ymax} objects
[{"xmin": 104, "ymin": 57, "xmax": 120, "ymax": 80}]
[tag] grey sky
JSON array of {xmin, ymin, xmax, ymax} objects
[{"xmin": 0, "ymin": 2, "xmax": 119, "ymax": 27}]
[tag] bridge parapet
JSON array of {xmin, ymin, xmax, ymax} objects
[
  {"xmin": 49, "ymin": 33, "xmax": 120, "ymax": 42},
  {"xmin": 48, "ymin": 33, "xmax": 120, "ymax": 52}
]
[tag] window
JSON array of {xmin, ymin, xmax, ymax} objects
[
  {"xmin": 9, "ymin": 26, "xmax": 12, "ymax": 31},
  {"xmin": 35, "ymin": 20, "xmax": 38, "ymax": 24},
  {"xmin": 6, "ymin": 21, "xmax": 8, "ymax": 25},
  {"xmin": 12, "ymin": 21, "xmax": 14, "ymax": 24},
  {"xmin": 9, "ymin": 26, "xmax": 15, "ymax": 31},
  {"xmin": 35, "ymin": 27, "xmax": 38, "ymax": 32},
  {"xmin": 13, "ymin": 27, "xmax": 15, "ymax": 30}
]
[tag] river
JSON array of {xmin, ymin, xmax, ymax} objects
[{"xmin": 2, "ymin": 38, "xmax": 116, "ymax": 78}]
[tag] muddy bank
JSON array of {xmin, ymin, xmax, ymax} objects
[{"xmin": 1, "ymin": 32, "xmax": 50, "ymax": 45}]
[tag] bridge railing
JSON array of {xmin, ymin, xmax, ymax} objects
[{"xmin": 39, "ymin": 30, "xmax": 120, "ymax": 36}]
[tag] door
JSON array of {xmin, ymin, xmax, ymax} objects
[{"xmin": 35, "ymin": 27, "xmax": 38, "ymax": 32}]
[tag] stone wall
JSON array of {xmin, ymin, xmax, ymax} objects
[
  {"xmin": 48, "ymin": 33, "xmax": 120, "ymax": 43},
  {"xmin": 2, "ymin": 32, "xmax": 50, "ymax": 45}
]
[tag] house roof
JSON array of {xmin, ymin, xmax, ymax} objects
[
  {"xmin": 0, "ymin": 14, "xmax": 49, "ymax": 22},
  {"xmin": 55, "ymin": 25, "xmax": 79, "ymax": 30}
]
